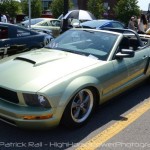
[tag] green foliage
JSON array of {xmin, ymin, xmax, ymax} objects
[
  {"xmin": 0, "ymin": 0, "xmax": 21, "ymax": 18},
  {"xmin": 87, "ymin": 0, "xmax": 104, "ymax": 19},
  {"xmin": 50, "ymin": 0, "xmax": 74, "ymax": 18},
  {"xmin": 21, "ymin": 0, "xmax": 42, "ymax": 18},
  {"xmin": 114, "ymin": 0, "xmax": 140, "ymax": 26}
]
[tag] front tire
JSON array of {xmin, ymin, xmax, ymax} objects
[{"xmin": 62, "ymin": 88, "xmax": 96, "ymax": 128}]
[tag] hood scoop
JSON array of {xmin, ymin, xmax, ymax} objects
[
  {"xmin": 13, "ymin": 51, "xmax": 67, "ymax": 66},
  {"xmin": 14, "ymin": 57, "xmax": 36, "ymax": 64}
]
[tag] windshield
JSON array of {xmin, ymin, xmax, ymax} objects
[{"xmin": 46, "ymin": 29, "xmax": 118, "ymax": 60}]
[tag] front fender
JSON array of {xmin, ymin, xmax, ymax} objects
[{"xmin": 58, "ymin": 76, "xmax": 101, "ymax": 108}]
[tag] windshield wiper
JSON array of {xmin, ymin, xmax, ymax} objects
[{"xmin": 59, "ymin": 48, "xmax": 87, "ymax": 56}]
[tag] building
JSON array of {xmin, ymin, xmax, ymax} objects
[
  {"xmin": 42, "ymin": 0, "xmax": 52, "ymax": 10},
  {"xmin": 41, "ymin": 0, "xmax": 78, "ymax": 10}
]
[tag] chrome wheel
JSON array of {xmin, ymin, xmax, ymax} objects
[{"xmin": 71, "ymin": 89, "xmax": 94, "ymax": 123}]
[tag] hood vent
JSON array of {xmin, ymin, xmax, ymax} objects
[{"xmin": 14, "ymin": 57, "xmax": 36, "ymax": 64}]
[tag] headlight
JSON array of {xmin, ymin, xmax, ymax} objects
[{"xmin": 23, "ymin": 94, "xmax": 51, "ymax": 108}]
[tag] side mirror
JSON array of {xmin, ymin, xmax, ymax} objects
[{"xmin": 116, "ymin": 49, "xmax": 135, "ymax": 58}]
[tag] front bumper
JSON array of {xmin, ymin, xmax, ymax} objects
[{"xmin": 0, "ymin": 99, "xmax": 63, "ymax": 129}]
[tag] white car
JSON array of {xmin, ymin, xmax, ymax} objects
[
  {"xmin": 19, "ymin": 18, "xmax": 50, "ymax": 28},
  {"xmin": 31, "ymin": 18, "xmax": 61, "ymax": 37}
]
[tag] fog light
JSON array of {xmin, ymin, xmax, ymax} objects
[{"xmin": 23, "ymin": 114, "xmax": 53, "ymax": 120}]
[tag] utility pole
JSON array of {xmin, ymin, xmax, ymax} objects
[
  {"xmin": 147, "ymin": 3, "xmax": 150, "ymax": 24},
  {"xmin": 62, "ymin": 0, "xmax": 69, "ymax": 33},
  {"xmin": 148, "ymin": 3, "xmax": 150, "ymax": 14},
  {"xmin": 28, "ymin": 0, "xmax": 31, "ymax": 28}
]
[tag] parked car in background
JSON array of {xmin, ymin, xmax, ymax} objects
[
  {"xmin": 80, "ymin": 19, "xmax": 125, "ymax": 29},
  {"xmin": 0, "ymin": 28, "xmax": 150, "ymax": 129},
  {"xmin": 19, "ymin": 18, "xmax": 50, "ymax": 28},
  {"xmin": 31, "ymin": 18, "xmax": 61, "ymax": 37},
  {"xmin": 41, "ymin": 10, "xmax": 53, "ymax": 18},
  {"xmin": 0, "ymin": 23, "xmax": 53, "ymax": 58}
]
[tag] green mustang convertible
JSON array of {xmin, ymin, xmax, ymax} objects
[{"xmin": 0, "ymin": 28, "xmax": 150, "ymax": 129}]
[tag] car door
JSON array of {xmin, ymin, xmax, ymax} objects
[
  {"xmin": 95, "ymin": 35, "xmax": 130, "ymax": 101},
  {"xmin": 2, "ymin": 26, "xmax": 35, "ymax": 56},
  {"xmin": 100, "ymin": 22, "xmax": 112, "ymax": 29},
  {"xmin": 10, "ymin": 27, "xmax": 43, "ymax": 49},
  {"xmin": 128, "ymin": 35, "xmax": 149, "ymax": 79},
  {"xmin": 111, "ymin": 56, "xmax": 134, "ymax": 94},
  {"xmin": 129, "ymin": 47, "xmax": 149, "ymax": 79},
  {"xmin": 111, "ymin": 37, "xmax": 149, "ymax": 94},
  {"xmin": 8, "ymin": 27, "xmax": 31, "ymax": 51}
]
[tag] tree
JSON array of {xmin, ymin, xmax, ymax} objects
[
  {"xmin": 87, "ymin": 0, "xmax": 104, "ymax": 19},
  {"xmin": 78, "ymin": 0, "xmax": 88, "ymax": 10},
  {"xmin": 0, "ymin": 0, "xmax": 21, "ymax": 19},
  {"xmin": 50, "ymin": 0, "xmax": 74, "ymax": 18},
  {"xmin": 114, "ymin": 0, "xmax": 140, "ymax": 26},
  {"xmin": 21, "ymin": 0, "xmax": 42, "ymax": 18}
]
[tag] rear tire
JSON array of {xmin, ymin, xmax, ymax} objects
[{"xmin": 61, "ymin": 88, "xmax": 96, "ymax": 128}]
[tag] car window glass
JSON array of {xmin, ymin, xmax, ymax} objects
[
  {"xmin": 51, "ymin": 20, "xmax": 60, "ymax": 27},
  {"xmin": 41, "ymin": 22, "xmax": 49, "ymax": 26},
  {"xmin": 112, "ymin": 22, "xmax": 124, "ymax": 28},
  {"xmin": 56, "ymin": 21, "xmax": 61, "ymax": 27},
  {"xmin": 102, "ymin": 23, "xmax": 112, "ymax": 28},
  {"xmin": 81, "ymin": 20, "xmax": 109, "ymax": 28},
  {"xmin": 117, "ymin": 33, "xmax": 140, "ymax": 52},
  {"xmin": 51, "ymin": 20, "xmax": 56, "ymax": 26},
  {"xmin": 0, "ymin": 26, "xmax": 8, "ymax": 39},
  {"xmin": 127, "ymin": 35, "xmax": 140, "ymax": 51}
]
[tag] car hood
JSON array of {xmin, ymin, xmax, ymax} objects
[{"xmin": 0, "ymin": 48, "xmax": 103, "ymax": 92}]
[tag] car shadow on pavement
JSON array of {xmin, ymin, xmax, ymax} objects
[{"xmin": 0, "ymin": 83, "xmax": 150, "ymax": 150}]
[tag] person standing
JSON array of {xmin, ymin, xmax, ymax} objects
[
  {"xmin": 143, "ymin": 14, "xmax": 148, "ymax": 31},
  {"xmin": 138, "ymin": 13, "xmax": 147, "ymax": 34},
  {"xmin": 128, "ymin": 16, "xmax": 136, "ymax": 31},
  {"xmin": 0, "ymin": 13, "xmax": 7, "ymax": 23},
  {"xmin": 2, "ymin": 14, "xmax": 7, "ymax": 23}
]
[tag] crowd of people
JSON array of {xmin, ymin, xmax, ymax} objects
[{"xmin": 128, "ymin": 12, "xmax": 149, "ymax": 34}]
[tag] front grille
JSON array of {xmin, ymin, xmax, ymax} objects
[{"xmin": 0, "ymin": 87, "xmax": 19, "ymax": 104}]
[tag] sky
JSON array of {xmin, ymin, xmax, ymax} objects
[{"xmin": 137, "ymin": 0, "xmax": 150, "ymax": 11}]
